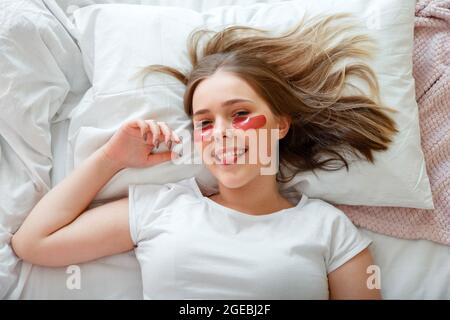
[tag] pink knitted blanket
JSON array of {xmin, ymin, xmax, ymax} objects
[{"xmin": 336, "ymin": 0, "xmax": 450, "ymax": 246}]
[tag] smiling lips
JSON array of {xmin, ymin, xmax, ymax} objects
[
  {"xmin": 194, "ymin": 115, "xmax": 267, "ymax": 142},
  {"xmin": 213, "ymin": 147, "xmax": 248, "ymax": 165}
]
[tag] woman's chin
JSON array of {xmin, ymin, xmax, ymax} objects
[{"xmin": 211, "ymin": 165, "xmax": 257, "ymax": 189}]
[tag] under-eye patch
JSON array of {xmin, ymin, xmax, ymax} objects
[
  {"xmin": 194, "ymin": 124, "xmax": 214, "ymax": 142},
  {"xmin": 193, "ymin": 115, "xmax": 266, "ymax": 142},
  {"xmin": 232, "ymin": 114, "xmax": 266, "ymax": 130}
]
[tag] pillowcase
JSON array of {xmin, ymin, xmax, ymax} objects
[
  {"xmin": 70, "ymin": 0, "xmax": 434, "ymax": 208},
  {"xmin": 53, "ymin": 0, "xmax": 287, "ymax": 23}
]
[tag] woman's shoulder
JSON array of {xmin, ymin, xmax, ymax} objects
[
  {"xmin": 298, "ymin": 196, "xmax": 353, "ymax": 225},
  {"xmin": 129, "ymin": 177, "xmax": 200, "ymax": 206},
  {"xmin": 128, "ymin": 177, "xmax": 199, "ymax": 209},
  {"xmin": 283, "ymin": 187, "xmax": 346, "ymax": 221},
  {"xmin": 297, "ymin": 197, "xmax": 372, "ymax": 271},
  {"xmin": 128, "ymin": 177, "xmax": 202, "ymax": 244}
]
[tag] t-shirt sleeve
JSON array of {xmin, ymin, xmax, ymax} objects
[
  {"xmin": 324, "ymin": 207, "xmax": 373, "ymax": 274},
  {"xmin": 128, "ymin": 183, "xmax": 173, "ymax": 246}
]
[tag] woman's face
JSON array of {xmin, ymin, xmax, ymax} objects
[{"xmin": 191, "ymin": 70, "xmax": 290, "ymax": 189}]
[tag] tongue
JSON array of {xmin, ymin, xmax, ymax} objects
[{"xmin": 223, "ymin": 153, "xmax": 237, "ymax": 164}]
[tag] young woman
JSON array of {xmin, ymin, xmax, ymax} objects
[{"xmin": 11, "ymin": 14, "xmax": 397, "ymax": 299}]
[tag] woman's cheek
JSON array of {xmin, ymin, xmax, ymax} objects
[{"xmin": 194, "ymin": 139, "xmax": 214, "ymax": 166}]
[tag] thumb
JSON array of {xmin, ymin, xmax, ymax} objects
[{"xmin": 146, "ymin": 151, "xmax": 178, "ymax": 166}]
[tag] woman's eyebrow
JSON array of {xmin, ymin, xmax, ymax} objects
[{"xmin": 193, "ymin": 98, "xmax": 254, "ymax": 116}]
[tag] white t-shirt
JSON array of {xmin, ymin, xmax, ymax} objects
[{"xmin": 128, "ymin": 177, "xmax": 372, "ymax": 299}]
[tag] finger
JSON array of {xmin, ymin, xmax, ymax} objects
[
  {"xmin": 157, "ymin": 121, "xmax": 174, "ymax": 150},
  {"xmin": 171, "ymin": 130, "xmax": 181, "ymax": 144},
  {"xmin": 145, "ymin": 119, "xmax": 160, "ymax": 147},
  {"xmin": 146, "ymin": 151, "xmax": 177, "ymax": 166},
  {"xmin": 134, "ymin": 119, "xmax": 150, "ymax": 141}
]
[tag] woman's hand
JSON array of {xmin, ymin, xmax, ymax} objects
[{"xmin": 100, "ymin": 119, "xmax": 181, "ymax": 170}]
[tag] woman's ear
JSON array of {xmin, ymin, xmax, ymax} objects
[{"xmin": 277, "ymin": 115, "xmax": 291, "ymax": 139}]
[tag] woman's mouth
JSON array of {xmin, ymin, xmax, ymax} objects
[{"xmin": 213, "ymin": 147, "xmax": 248, "ymax": 165}]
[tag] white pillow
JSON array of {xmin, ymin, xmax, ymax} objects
[{"xmin": 71, "ymin": 0, "xmax": 434, "ymax": 208}]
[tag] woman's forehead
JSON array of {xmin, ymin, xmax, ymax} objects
[{"xmin": 192, "ymin": 72, "xmax": 261, "ymax": 112}]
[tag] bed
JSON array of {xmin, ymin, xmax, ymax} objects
[{"xmin": 1, "ymin": 0, "xmax": 449, "ymax": 299}]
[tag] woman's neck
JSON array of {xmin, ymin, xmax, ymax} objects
[{"xmin": 210, "ymin": 175, "xmax": 293, "ymax": 215}]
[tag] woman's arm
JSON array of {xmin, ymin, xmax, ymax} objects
[
  {"xmin": 11, "ymin": 148, "xmax": 131, "ymax": 267},
  {"xmin": 328, "ymin": 248, "xmax": 382, "ymax": 299},
  {"xmin": 11, "ymin": 119, "xmax": 179, "ymax": 267}
]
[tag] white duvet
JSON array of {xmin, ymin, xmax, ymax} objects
[
  {"xmin": 0, "ymin": 0, "xmax": 449, "ymax": 299},
  {"xmin": 0, "ymin": 0, "xmax": 90, "ymax": 298}
]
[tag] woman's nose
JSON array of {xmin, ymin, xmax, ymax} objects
[{"xmin": 212, "ymin": 118, "xmax": 232, "ymax": 141}]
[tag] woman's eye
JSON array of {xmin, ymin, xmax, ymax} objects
[
  {"xmin": 195, "ymin": 120, "xmax": 212, "ymax": 129},
  {"xmin": 233, "ymin": 111, "xmax": 250, "ymax": 117}
]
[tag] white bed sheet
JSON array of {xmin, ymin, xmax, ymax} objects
[{"xmin": 8, "ymin": 119, "xmax": 448, "ymax": 300}]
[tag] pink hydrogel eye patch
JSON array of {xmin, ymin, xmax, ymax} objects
[
  {"xmin": 232, "ymin": 115, "xmax": 266, "ymax": 130},
  {"xmin": 193, "ymin": 115, "xmax": 267, "ymax": 142},
  {"xmin": 194, "ymin": 124, "xmax": 213, "ymax": 142}
]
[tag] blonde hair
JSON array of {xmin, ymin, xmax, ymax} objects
[{"xmin": 142, "ymin": 13, "xmax": 398, "ymax": 182}]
